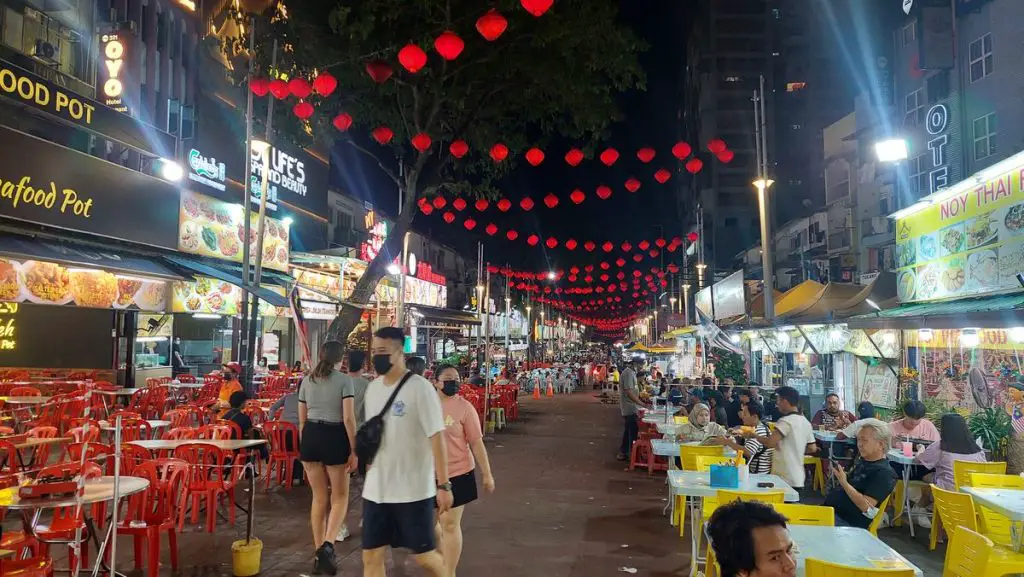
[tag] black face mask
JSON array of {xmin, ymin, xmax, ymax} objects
[
  {"xmin": 372, "ymin": 354, "xmax": 393, "ymax": 375},
  {"xmin": 442, "ymin": 380, "xmax": 460, "ymax": 396}
]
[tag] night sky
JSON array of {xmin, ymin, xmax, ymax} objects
[{"xmin": 330, "ymin": 1, "xmax": 692, "ymax": 281}]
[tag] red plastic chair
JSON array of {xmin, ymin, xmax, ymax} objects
[
  {"xmin": 68, "ymin": 426, "xmax": 100, "ymax": 444},
  {"xmin": 9, "ymin": 386, "xmax": 41, "ymax": 397},
  {"xmin": 120, "ymin": 459, "xmax": 188, "ymax": 577},
  {"xmin": 64, "ymin": 442, "xmax": 113, "ymax": 466},
  {"xmin": 173, "ymin": 443, "xmax": 242, "ymax": 532},
  {"xmin": 176, "ymin": 374, "xmax": 196, "ymax": 384},
  {"xmin": 162, "ymin": 409, "xmax": 190, "ymax": 429},
  {"xmin": 242, "ymin": 407, "xmax": 266, "ymax": 427},
  {"xmin": 214, "ymin": 420, "xmax": 243, "ymax": 440},
  {"xmin": 119, "ymin": 444, "xmax": 153, "ymax": 475},
  {"xmin": 0, "ymin": 426, "xmax": 14, "ymax": 436},
  {"xmin": 0, "ymin": 554, "xmax": 54, "ymax": 576},
  {"xmin": 197, "ymin": 424, "xmax": 231, "ymax": 440},
  {"xmin": 108, "ymin": 410, "xmax": 143, "ymax": 422},
  {"xmin": 0, "ymin": 473, "xmax": 40, "ymax": 561},
  {"xmin": 117, "ymin": 420, "xmax": 153, "ymax": 442},
  {"xmin": 26, "ymin": 426, "xmax": 59, "ymax": 467},
  {"xmin": 33, "ymin": 461, "xmax": 103, "ymax": 572},
  {"xmin": 262, "ymin": 421, "xmax": 300, "ymax": 490},
  {"xmin": 162, "ymin": 427, "xmax": 196, "ymax": 441}
]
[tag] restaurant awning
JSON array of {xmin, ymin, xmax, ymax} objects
[
  {"xmin": 782, "ymin": 282, "xmax": 870, "ymax": 322},
  {"xmin": 163, "ymin": 254, "xmax": 290, "ymax": 308},
  {"xmin": 408, "ymin": 304, "xmax": 481, "ymax": 328},
  {"xmin": 833, "ymin": 272, "xmax": 898, "ymax": 318},
  {"xmin": 665, "ymin": 326, "xmax": 698, "ymax": 338},
  {"xmin": 846, "ymin": 292, "xmax": 1024, "ymax": 330},
  {"xmin": 0, "ymin": 234, "xmax": 185, "ymax": 280}
]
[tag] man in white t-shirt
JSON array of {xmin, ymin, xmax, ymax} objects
[
  {"xmin": 361, "ymin": 327, "xmax": 451, "ymax": 577},
  {"xmin": 740, "ymin": 385, "xmax": 817, "ymax": 489}
]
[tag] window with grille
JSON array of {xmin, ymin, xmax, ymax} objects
[
  {"xmin": 909, "ymin": 153, "xmax": 928, "ymax": 197},
  {"xmin": 973, "ymin": 113, "xmax": 996, "ymax": 161},
  {"xmin": 969, "ymin": 33, "xmax": 993, "ymax": 83},
  {"xmin": 904, "ymin": 89, "xmax": 924, "ymax": 127}
]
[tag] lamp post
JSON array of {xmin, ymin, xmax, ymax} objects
[
  {"xmin": 753, "ymin": 178, "xmax": 776, "ymax": 319},
  {"xmin": 682, "ymin": 283, "xmax": 691, "ymax": 326},
  {"xmin": 526, "ymin": 304, "xmax": 533, "ymax": 369},
  {"xmin": 875, "ymin": 138, "xmax": 908, "ymax": 212},
  {"xmin": 540, "ymin": 311, "xmax": 545, "ymax": 362}
]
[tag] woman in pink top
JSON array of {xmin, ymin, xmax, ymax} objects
[
  {"xmin": 912, "ymin": 413, "xmax": 986, "ymax": 527},
  {"xmin": 433, "ymin": 365, "xmax": 496, "ymax": 575}
]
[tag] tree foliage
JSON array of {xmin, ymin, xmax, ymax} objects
[{"xmin": 238, "ymin": 0, "xmax": 645, "ymax": 343}]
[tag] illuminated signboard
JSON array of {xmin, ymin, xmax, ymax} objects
[
  {"xmin": 250, "ymin": 144, "xmax": 309, "ymax": 212},
  {"xmin": 360, "ymin": 210, "xmax": 389, "ymax": 261},
  {"xmin": 926, "ymin": 104, "xmax": 950, "ymax": 195},
  {"xmin": 187, "ymin": 148, "xmax": 227, "ymax": 191},
  {"xmin": 99, "ymin": 33, "xmax": 128, "ymax": 114},
  {"xmin": 0, "ymin": 302, "xmax": 15, "ymax": 351},
  {"xmin": 175, "ymin": 0, "xmax": 197, "ymax": 11}
]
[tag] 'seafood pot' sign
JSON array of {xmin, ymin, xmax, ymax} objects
[{"xmin": 0, "ymin": 125, "xmax": 180, "ymax": 249}]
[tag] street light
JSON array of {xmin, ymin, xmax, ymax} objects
[
  {"xmin": 875, "ymin": 138, "xmax": 909, "ymax": 163},
  {"xmin": 386, "ymin": 263, "xmax": 401, "ymax": 275},
  {"xmin": 753, "ymin": 177, "xmax": 776, "ymax": 319},
  {"xmin": 157, "ymin": 158, "xmax": 183, "ymax": 182},
  {"xmin": 547, "ymin": 271, "xmax": 556, "ymax": 280}
]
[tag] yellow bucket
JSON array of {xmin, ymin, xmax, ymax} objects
[{"xmin": 231, "ymin": 538, "xmax": 263, "ymax": 576}]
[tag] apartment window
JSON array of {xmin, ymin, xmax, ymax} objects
[
  {"xmin": 973, "ymin": 113, "xmax": 996, "ymax": 160},
  {"xmin": 140, "ymin": 1, "xmax": 149, "ymax": 44},
  {"xmin": 904, "ymin": 88, "xmax": 924, "ymax": 126},
  {"xmin": 902, "ymin": 22, "xmax": 915, "ymax": 46},
  {"xmin": 879, "ymin": 196, "xmax": 892, "ymax": 215},
  {"xmin": 909, "ymin": 153, "xmax": 928, "ymax": 196},
  {"xmin": 786, "ymin": 82, "xmax": 807, "ymax": 92},
  {"xmin": 969, "ymin": 33, "xmax": 993, "ymax": 82}
]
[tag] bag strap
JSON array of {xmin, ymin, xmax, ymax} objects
[{"xmin": 377, "ymin": 371, "xmax": 415, "ymax": 419}]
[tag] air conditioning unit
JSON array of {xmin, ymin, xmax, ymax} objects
[{"xmin": 33, "ymin": 40, "xmax": 59, "ymax": 63}]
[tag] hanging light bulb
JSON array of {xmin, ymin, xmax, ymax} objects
[
  {"xmin": 960, "ymin": 328, "xmax": 980, "ymax": 348},
  {"xmin": 918, "ymin": 328, "xmax": 934, "ymax": 342}
]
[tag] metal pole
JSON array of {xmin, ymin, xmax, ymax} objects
[
  {"xmin": 239, "ymin": 17, "xmax": 255, "ymax": 376},
  {"xmin": 483, "ymin": 268, "xmax": 491, "ymax": 423},
  {"xmin": 475, "ymin": 243, "xmax": 483, "ymax": 369},
  {"xmin": 397, "ymin": 231, "xmax": 408, "ymax": 328},
  {"xmin": 504, "ymin": 270, "xmax": 510, "ymax": 369},
  {"xmin": 754, "ymin": 77, "xmax": 775, "ymax": 320},
  {"xmin": 246, "ymin": 40, "xmax": 277, "ymax": 393}
]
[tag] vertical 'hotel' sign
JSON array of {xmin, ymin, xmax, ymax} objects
[{"xmin": 99, "ymin": 32, "xmax": 128, "ymax": 114}]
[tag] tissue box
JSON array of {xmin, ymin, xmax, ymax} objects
[{"xmin": 709, "ymin": 464, "xmax": 740, "ymax": 489}]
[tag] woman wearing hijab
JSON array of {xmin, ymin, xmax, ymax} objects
[
  {"xmin": 677, "ymin": 403, "xmax": 728, "ymax": 443},
  {"xmin": 911, "ymin": 413, "xmax": 987, "ymax": 527}
]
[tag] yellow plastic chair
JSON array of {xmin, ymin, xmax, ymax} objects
[
  {"xmin": 806, "ymin": 558, "xmax": 915, "ymax": 576},
  {"xmin": 804, "ymin": 455, "xmax": 826, "ymax": 494},
  {"xmin": 929, "ymin": 461, "xmax": 1009, "ymax": 550},
  {"xmin": 679, "ymin": 445, "xmax": 725, "ymax": 471},
  {"xmin": 867, "ymin": 493, "xmax": 892, "ymax": 537},
  {"xmin": 673, "ymin": 415, "xmax": 689, "ymax": 425},
  {"xmin": 969, "ymin": 472, "xmax": 1024, "ymax": 489},
  {"xmin": 695, "ymin": 455, "xmax": 744, "ymax": 472},
  {"xmin": 892, "ymin": 479, "xmax": 928, "ymax": 528},
  {"xmin": 940, "ymin": 524, "xmax": 1024, "ymax": 577},
  {"xmin": 701, "ymin": 490, "xmax": 787, "ymax": 571},
  {"xmin": 773, "ymin": 503, "xmax": 834, "ymax": 526}
]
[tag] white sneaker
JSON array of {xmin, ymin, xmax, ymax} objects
[
  {"xmin": 336, "ymin": 525, "xmax": 349, "ymax": 542},
  {"xmin": 911, "ymin": 506, "xmax": 933, "ymax": 528}
]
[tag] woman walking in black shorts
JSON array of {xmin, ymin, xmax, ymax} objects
[{"xmin": 298, "ymin": 341, "xmax": 357, "ymax": 575}]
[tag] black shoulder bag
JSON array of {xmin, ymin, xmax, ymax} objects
[{"xmin": 355, "ymin": 371, "xmax": 414, "ymax": 476}]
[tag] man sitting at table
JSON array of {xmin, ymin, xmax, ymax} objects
[
  {"xmin": 712, "ymin": 400, "xmax": 773, "ymax": 474},
  {"xmin": 888, "ymin": 400, "xmax": 939, "ymax": 445},
  {"xmin": 824, "ymin": 418, "xmax": 896, "ymax": 528},
  {"xmin": 811, "ymin": 393, "xmax": 856, "ymax": 431},
  {"xmin": 222, "ymin": 391, "xmax": 269, "ymax": 462},
  {"xmin": 706, "ymin": 500, "xmax": 797, "ymax": 577}
]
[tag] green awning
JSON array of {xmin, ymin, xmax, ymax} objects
[{"xmin": 847, "ymin": 292, "xmax": 1024, "ymax": 330}]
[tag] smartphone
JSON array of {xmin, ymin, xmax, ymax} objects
[{"xmin": 756, "ymin": 482, "xmax": 775, "ymax": 488}]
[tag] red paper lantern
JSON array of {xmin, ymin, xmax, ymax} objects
[
  {"xmin": 566, "ymin": 239, "xmax": 578, "ymax": 250},
  {"xmin": 667, "ymin": 264, "xmax": 679, "ymax": 273},
  {"xmin": 312, "ymin": 72, "xmax": 337, "ymax": 97},
  {"xmin": 434, "ymin": 31, "xmax": 465, "ymax": 60},
  {"xmin": 671, "ymin": 141, "xmax": 692, "ymax": 160},
  {"xmin": 453, "ymin": 198, "xmax": 468, "ymax": 211},
  {"xmin": 506, "ymin": 230, "xmax": 519, "ymax": 241},
  {"xmin": 521, "ymin": 0, "xmax": 554, "ymax": 17},
  {"xmin": 568, "ymin": 275, "xmax": 577, "ymax": 282},
  {"xmin": 602, "ymin": 241, "xmax": 614, "ymax": 253},
  {"xmin": 520, "ymin": 197, "xmax": 535, "ymax": 211},
  {"xmin": 443, "ymin": 211, "xmax": 456, "ymax": 224},
  {"xmin": 496, "ymin": 198, "xmax": 512, "ymax": 212},
  {"xmin": 249, "ymin": 77, "xmax": 270, "ymax": 96},
  {"xmin": 432, "ymin": 196, "xmax": 447, "ymax": 209},
  {"xmin": 639, "ymin": 240, "xmax": 651, "ymax": 251},
  {"xmin": 633, "ymin": 254, "xmax": 643, "ymax": 262},
  {"xmin": 398, "ymin": 44, "xmax": 428, "ymax": 73},
  {"xmin": 525, "ymin": 147, "xmax": 545, "ymax": 166},
  {"xmin": 633, "ymin": 271, "xmax": 642, "ymax": 278},
  {"xmin": 596, "ymin": 185, "xmax": 612, "ymax": 200},
  {"xmin": 543, "ymin": 193, "xmax": 559, "ymax": 209},
  {"xmin": 292, "ymin": 101, "xmax": 314, "ymax": 120},
  {"xmin": 527, "ymin": 234, "xmax": 540, "ymax": 246},
  {"xmin": 546, "ymin": 237, "xmax": 558, "ymax": 249},
  {"xmin": 489, "ymin": 143, "xmax": 509, "ymax": 162},
  {"xmin": 625, "ymin": 178, "xmax": 641, "ymax": 193},
  {"xmin": 600, "ymin": 274, "xmax": 609, "ymax": 282},
  {"xmin": 475, "ymin": 199, "xmax": 489, "ymax": 212},
  {"xmin": 654, "ymin": 168, "xmax": 671, "ymax": 183},
  {"xmin": 708, "ymin": 138, "xmax": 727, "ymax": 154},
  {"xmin": 616, "ymin": 258, "xmax": 626, "ymax": 267},
  {"xmin": 649, "ymin": 249, "xmax": 659, "ymax": 257},
  {"xmin": 476, "ymin": 10, "xmax": 508, "ymax": 41},
  {"xmin": 637, "ymin": 148, "xmax": 656, "ymax": 163},
  {"xmin": 564, "ymin": 148, "xmax": 585, "ymax": 167},
  {"xmin": 685, "ymin": 158, "xmax": 704, "ymax": 174},
  {"xmin": 671, "ymin": 236, "xmax": 682, "ymax": 245},
  {"xmin": 420, "ymin": 203, "xmax": 433, "ymax": 215},
  {"xmin": 655, "ymin": 238, "xmax": 666, "ymax": 248},
  {"xmin": 599, "ymin": 148, "xmax": 619, "ymax": 166},
  {"xmin": 332, "ymin": 113, "xmax": 353, "ymax": 132},
  {"xmin": 485, "ymin": 223, "xmax": 498, "ymax": 236},
  {"xmin": 584, "ymin": 276, "xmax": 593, "ymax": 283},
  {"xmin": 600, "ymin": 262, "xmax": 610, "ymax": 270},
  {"xmin": 687, "ymin": 232, "xmax": 699, "ymax": 242},
  {"xmin": 268, "ymin": 79, "xmax": 289, "ymax": 99},
  {"xmin": 717, "ymin": 149, "xmax": 735, "ymax": 163},
  {"xmin": 288, "ymin": 77, "xmax": 312, "ymax": 99},
  {"xmin": 411, "ymin": 133, "xmax": 432, "ymax": 152},
  {"xmin": 371, "ymin": 126, "xmax": 394, "ymax": 145},
  {"xmin": 584, "ymin": 241, "xmax": 596, "ymax": 252},
  {"xmin": 464, "ymin": 218, "xmax": 477, "ymax": 230},
  {"xmin": 449, "ymin": 140, "xmax": 469, "ymax": 159},
  {"xmin": 569, "ymin": 189, "xmax": 586, "ymax": 204},
  {"xmin": 365, "ymin": 60, "xmax": 393, "ymax": 83},
  {"xmin": 617, "ymin": 270, "xmax": 625, "ymax": 279}
]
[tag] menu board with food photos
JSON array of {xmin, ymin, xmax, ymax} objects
[
  {"xmin": 0, "ymin": 257, "xmax": 167, "ymax": 311},
  {"xmin": 171, "ymin": 277, "xmax": 289, "ymax": 317},
  {"xmin": 178, "ymin": 190, "xmax": 290, "ymax": 272},
  {"xmin": 895, "ymin": 163, "xmax": 1024, "ymax": 302}
]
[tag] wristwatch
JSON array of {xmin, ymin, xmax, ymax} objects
[{"xmin": 437, "ymin": 482, "xmax": 453, "ymax": 492}]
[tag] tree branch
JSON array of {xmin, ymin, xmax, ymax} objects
[{"xmin": 343, "ymin": 138, "xmax": 401, "ymax": 186}]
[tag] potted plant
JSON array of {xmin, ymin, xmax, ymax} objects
[{"xmin": 968, "ymin": 408, "xmax": 1012, "ymax": 461}]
